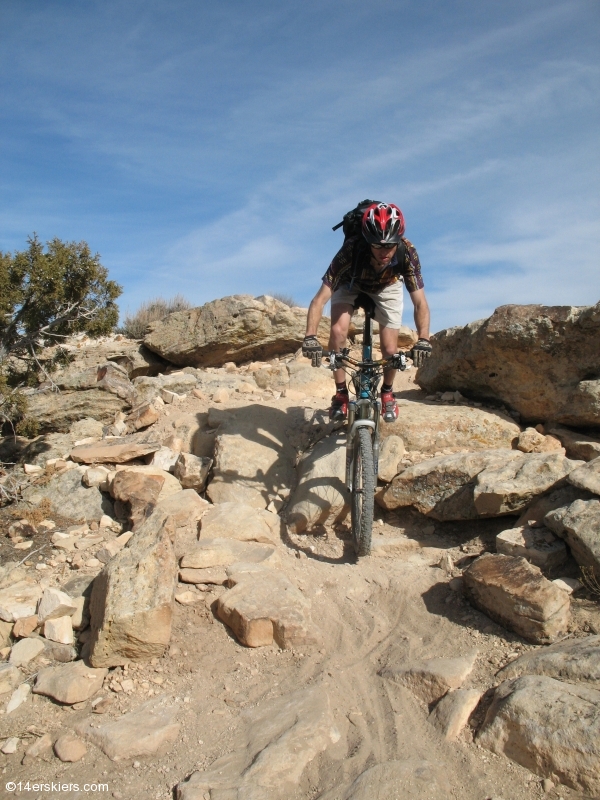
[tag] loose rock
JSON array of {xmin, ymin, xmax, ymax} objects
[
  {"xmin": 380, "ymin": 651, "xmax": 477, "ymax": 704},
  {"xmin": 495, "ymin": 525, "xmax": 568, "ymax": 570},
  {"xmin": 54, "ymin": 733, "xmax": 87, "ymax": 762},
  {"xmin": 463, "ymin": 553, "xmax": 570, "ymax": 643},
  {"xmin": 429, "ymin": 688, "xmax": 482, "ymax": 740}
]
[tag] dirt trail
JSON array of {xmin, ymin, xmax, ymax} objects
[{"xmin": 0, "ymin": 371, "xmax": 594, "ymax": 800}]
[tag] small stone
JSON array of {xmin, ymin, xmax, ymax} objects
[
  {"xmin": 14, "ymin": 541, "xmax": 33, "ymax": 550},
  {"xmin": 174, "ymin": 452, "xmax": 212, "ymax": 492},
  {"xmin": 381, "ymin": 652, "xmax": 478, "ymax": 704},
  {"xmin": 54, "ymin": 733, "xmax": 87, "ymax": 762},
  {"xmin": 429, "ymin": 688, "xmax": 481, "ymax": 740},
  {"xmin": 9, "ymin": 637, "xmax": 45, "ymax": 666},
  {"xmin": 542, "ymin": 778, "xmax": 555, "ymax": 792},
  {"xmin": 43, "ymin": 615, "xmax": 74, "ymax": 645},
  {"xmin": 83, "ymin": 466, "xmax": 111, "ymax": 488},
  {"xmin": 212, "ymin": 388, "xmax": 229, "ymax": 403},
  {"xmin": 24, "ymin": 463, "xmax": 43, "ymax": 475},
  {"xmin": 23, "ymin": 732, "xmax": 53, "ymax": 761},
  {"xmin": 99, "ymin": 514, "xmax": 114, "ymax": 529},
  {"xmin": 175, "ymin": 590, "xmax": 202, "ymax": 605},
  {"xmin": 552, "ymin": 577, "xmax": 582, "ymax": 594},
  {"xmin": 12, "ymin": 615, "xmax": 39, "ymax": 638},
  {"xmin": 37, "ymin": 587, "xmax": 78, "ymax": 623},
  {"xmin": 0, "ymin": 580, "xmax": 43, "ymax": 622},
  {"xmin": 0, "ymin": 664, "xmax": 22, "ymax": 695},
  {"xmin": 1, "ymin": 736, "xmax": 19, "ymax": 754},
  {"xmin": 34, "ymin": 660, "xmax": 108, "ymax": 705},
  {"xmin": 6, "ymin": 682, "xmax": 31, "ymax": 713}
]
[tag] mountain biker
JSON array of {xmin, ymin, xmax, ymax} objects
[{"xmin": 303, "ymin": 202, "xmax": 432, "ymax": 422}]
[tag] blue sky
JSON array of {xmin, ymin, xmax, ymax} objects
[{"xmin": 1, "ymin": 0, "xmax": 599, "ymax": 331}]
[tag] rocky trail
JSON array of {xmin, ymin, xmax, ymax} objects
[{"xmin": 0, "ymin": 295, "xmax": 599, "ymax": 800}]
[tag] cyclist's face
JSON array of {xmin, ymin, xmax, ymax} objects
[{"xmin": 370, "ymin": 244, "xmax": 397, "ymax": 266}]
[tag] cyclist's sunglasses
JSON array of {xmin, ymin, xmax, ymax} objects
[{"xmin": 371, "ymin": 242, "xmax": 398, "ymax": 250}]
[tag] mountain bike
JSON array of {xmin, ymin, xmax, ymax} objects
[{"xmin": 324, "ymin": 294, "xmax": 407, "ymax": 557}]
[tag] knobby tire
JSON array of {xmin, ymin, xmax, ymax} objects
[{"xmin": 351, "ymin": 426, "xmax": 374, "ymax": 557}]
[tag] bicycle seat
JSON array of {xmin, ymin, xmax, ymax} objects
[{"xmin": 353, "ymin": 292, "xmax": 376, "ymax": 317}]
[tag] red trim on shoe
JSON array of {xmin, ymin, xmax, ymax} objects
[{"xmin": 381, "ymin": 390, "xmax": 398, "ymax": 422}]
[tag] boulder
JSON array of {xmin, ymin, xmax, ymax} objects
[
  {"xmin": 497, "ymin": 635, "xmax": 600, "ymax": 685},
  {"xmin": 21, "ymin": 467, "xmax": 114, "ymax": 522},
  {"xmin": 285, "ymin": 361, "xmax": 335, "ymax": 398},
  {"xmin": 33, "ymin": 660, "xmax": 107, "ymax": 704},
  {"xmin": 177, "ymin": 686, "xmax": 337, "ymax": 800},
  {"xmin": 199, "ymin": 502, "xmax": 281, "ymax": 546},
  {"xmin": 9, "ymin": 637, "xmax": 45, "ymax": 666},
  {"xmin": 378, "ymin": 450, "xmax": 580, "ymax": 520},
  {"xmin": 143, "ymin": 294, "xmax": 330, "ymax": 367},
  {"xmin": 416, "ymin": 302, "xmax": 600, "ymax": 427},
  {"xmin": 110, "ymin": 469, "xmax": 165, "ymax": 528},
  {"xmin": 545, "ymin": 424, "xmax": 600, "ymax": 462},
  {"xmin": 181, "ymin": 538, "xmax": 280, "ymax": 570},
  {"xmin": 495, "ymin": 525, "xmax": 568, "ymax": 570},
  {"xmin": 463, "ymin": 553, "xmax": 570, "ymax": 643},
  {"xmin": 113, "ymin": 465, "xmax": 182, "ymax": 500},
  {"xmin": 286, "ymin": 432, "xmax": 349, "ymax": 534},
  {"xmin": 43, "ymin": 616, "xmax": 74, "ymax": 644},
  {"xmin": 173, "ymin": 452, "xmax": 212, "ymax": 492},
  {"xmin": 23, "ymin": 388, "xmax": 129, "ymax": 434},
  {"xmin": 179, "ymin": 567, "xmax": 228, "ymax": 585},
  {"xmin": 75, "ymin": 695, "xmax": 180, "ymax": 760},
  {"xmin": 88, "ymin": 509, "xmax": 177, "ymax": 667},
  {"xmin": 428, "ymin": 688, "xmax": 482, "ymax": 741},
  {"xmin": 377, "ymin": 434, "xmax": 405, "ymax": 483},
  {"xmin": 70, "ymin": 435, "xmax": 161, "ymax": 464},
  {"xmin": 207, "ymin": 409, "xmax": 296, "ymax": 508},
  {"xmin": 217, "ymin": 566, "xmax": 317, "ymax": 648},
  {"xmin": 515, "ymin": 483, "xmax": 586, "ymax": 527},
  {"xmin": 155, "ymin": 489, "xmax": 209, "ymax": 558},
  {"xmin": 380, "ymin": 652, "xmax": 477, "ymax": 704},
  {"xmin": 478, "ymin": 675, "xmax": 600, "ymax": 794},
  {"xmin": 382, "ymin": 400, "xmax": 520, "ymax": 453},
  {"xmin": 544, "ymin": 498, "xmax": 600, "ymax": 575},
  {"xmin": 567, "ymin": 457, "xmax": 600, "ymax": 495}
]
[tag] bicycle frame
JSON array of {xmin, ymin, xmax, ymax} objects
[{"xmin": 325, "ymin": 305, "xmax": 406, "ymax": 491}]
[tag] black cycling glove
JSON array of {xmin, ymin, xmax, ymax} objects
[
  {"xmin": 410, "ymin": 338, "xmax": 432, "ymax": 368},
  {"xmin": 302, "ymin": 335, "xmax": 323, "ymax": 367}
]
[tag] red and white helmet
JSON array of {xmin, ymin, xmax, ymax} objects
[{"xmin": 362, "ymin": 202, "xmax": 405, "ymax": 245}]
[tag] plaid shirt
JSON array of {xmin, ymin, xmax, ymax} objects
[{"xmin": 322, "ymin": 236, "xmax": 424, "ymax": 294}]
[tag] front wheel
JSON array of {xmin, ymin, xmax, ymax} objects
[{"xmin": 351, "ymin": 426, "xmax": 374, "ymax": 557}]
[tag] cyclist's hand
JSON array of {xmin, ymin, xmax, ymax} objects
[
  {"xmin": 302, "ymin": 335, "xmax": 323, "ymax": 367},
  {"xmin": 389, "ymin": 352, "xmax": 407, "ymax": 371},
  {"xmin": 410, "ymin": 338, "xmax": 432, "ymax": 368}
]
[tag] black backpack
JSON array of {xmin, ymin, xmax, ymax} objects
[{"xmin": 333, "ymin": 199, "xmax": 406, "ymax": 280}]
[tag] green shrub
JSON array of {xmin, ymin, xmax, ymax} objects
[{"xmin": 119, "ymin": 294, "xmax": 192, "ymax": 339}]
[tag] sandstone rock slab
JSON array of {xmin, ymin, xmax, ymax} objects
[
  {"xmin": 24, "ymin": 388, "xmax": 128, "ymax": 434},
  {"xmin": 416, "ymin": 301, "xmax": 600, "ymax": 426},
  {"xmin": 546, "ymin": 424, "xmax": 600, "ymax": 461},
  {"xmin": 463, "ymin": 553, "xmax": 570, "ymax": 643},
  {"xmin": 43, "ymin": 615, "xmax": 74, "ymax": 644},
  {"xmin": 495, "ymin": 525, "xmax": 568, "ymax": 570},
  {"xmin": 516, "ymin": 428, "xmax": 563, "ymax": 453},
  {"xmin": 199, "ymin": 502, "xmax": 281, "ymax": 545},
  {"xmin": 75, "ymin": 695, "xmax": 180, "ymax": 760},
  {"xmin": 34, "ymin": 660, "xmax": 107, "ymax": 704},
  {"xmin": 144, "ymin": 294, "xmax": 330, "ymax": 367},
  {"xmin": 428, "ymin": 689, "xmax": 482, "ymax": 741},
  {"xmin": 286, "ymin": 432, "xmax": 349, "ymax": 534},
  {"xmin": 88, "ymin": 509, "xmax": 177, "ymax": 667},
  {"xmin": 9, "ymin": 637, "xmax": 45, "ymax": 666},
  {"xmin": 155, "ymin": 489, "xmax": 209, "ymax": 558},
  {"xmin": 380, "ymin": 651, "xmax": 477, "ymax": 704},
  {"xmin": 382, "ymin": 400, "xmax": 520, "ymax": 453},
  {"xmin": 497, "ymin": 634, "xmax": 600, "ymax": 685},
  {"xmin": 21, "ymin": 468, "xmax": 114, "ymax": 522},
  {"xmin": 177, "ymin": 685, "xmax": 336, "ymax": 800},
  {"xmin": 478, "ymin": 675, "xmax": 600, "ymax": 794},
  {"xmin": 377, "ymin": 434, "xmax": 405, "ymax": 483},
  {"xmin": 545, "ymin": 498, "xmax": 600, "ymax": 575},
  {"xmin": 567, "ymin": 457, "xmax": 600, "ymax": 495},
  {"xmin": 217, "ymin": 567, "xmax": 317, "ymax": 648},
  {"xmin": 70, "ymin": 436, "xmax": 161, "ymax": 464},
  {"xmin": 180, "ymin": 538, "xmax": 280, "ymax": 570}
]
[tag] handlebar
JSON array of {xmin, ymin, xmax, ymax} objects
[{"xmin": 321, "ymin": 351, "xmax": 408, "ymax": 370}]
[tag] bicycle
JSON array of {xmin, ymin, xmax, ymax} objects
[{"xmin": 323, "ymin": 294, "xmax": 407, "ymax": 557}]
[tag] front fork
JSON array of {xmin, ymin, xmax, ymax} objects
[{"xmin": 345, "ymin": 401, "xmax": 381, "ymax": 492}]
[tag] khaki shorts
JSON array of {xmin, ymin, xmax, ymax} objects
[{"xmin": 331, "ymin": 280, "xmax": 404, "ymax": 329}]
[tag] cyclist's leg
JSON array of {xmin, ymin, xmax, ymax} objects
[
  {"xmin": 330, "ymin": 288, "xmax": 356, "ymax": 385},
  {"xmin": 367, "ymin": 283, "xmax": 404, "ymax": 384}
]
